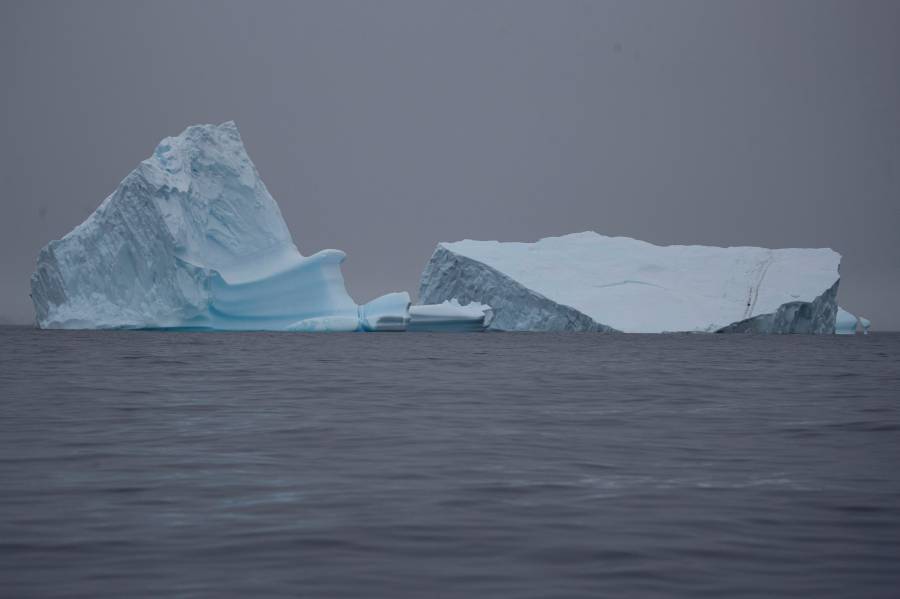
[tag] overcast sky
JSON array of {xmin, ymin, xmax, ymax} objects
[{"xmin": 2, "ymin": 0, "xmax": 898, "ymax": 328}]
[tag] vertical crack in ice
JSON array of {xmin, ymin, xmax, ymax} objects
[{"xmin": 743, "ymin": 250, "xmax": 774, "ymax": 320}]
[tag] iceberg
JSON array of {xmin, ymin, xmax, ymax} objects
[
  {"xmin": 418, "ymin": 232, "xmax": 842, "ymax": 333},
  {"xmin": 30, "ymin": 122, "xmax": 411, "ymax": 331}
]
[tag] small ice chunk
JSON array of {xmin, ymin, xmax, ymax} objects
[
  {"xmin": 408, "ymin": 299, "xmax": 493, "ymax": 332},
  {"xmin": 358, "ymin": 292, "xmax": 411, "ymax": 332}
]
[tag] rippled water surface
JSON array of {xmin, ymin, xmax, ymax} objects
[{"xmin": 1, "ymin": 327, "xmax": 899, "ymax": 597}]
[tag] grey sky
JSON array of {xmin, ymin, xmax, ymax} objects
[{"xmin": 2, "ymin": 0, "xmax": 898, "ymax": 328}]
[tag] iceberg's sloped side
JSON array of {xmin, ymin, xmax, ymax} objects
[
  {"xmin": 418, "ymin": 246, "xmax": 615, "ymax": 332},
  {"xmin": 716, "ymin": 281, "xmax": 839, "ymax": 334},
  {"xmin": 418, "ymin": 232, "xmax": 841, "ymax": 334},
  {"xmin": 30, "ymin": 122, "xmax": 401, "ymax": 331}
]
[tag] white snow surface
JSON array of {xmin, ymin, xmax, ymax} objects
[
  {"xmin": 30, "ymin": 122, "xmax": 404, "ymax": 331},
  {"xmin": 420, "ymin": 232, "xmax": 841, "ymax": 333}
]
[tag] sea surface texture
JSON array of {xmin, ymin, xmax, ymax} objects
[{"xmin": 1, "ymin": 328, "xmax": 898, "ymax": 598}]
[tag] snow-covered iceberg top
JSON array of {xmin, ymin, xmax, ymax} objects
[
  {"xmin": 30, "ymin": 121, "xmax": 410, "ymax": 331},
  {"xmin": 419, "ymin": 232, "xmax": 842, "ymax": 333}
]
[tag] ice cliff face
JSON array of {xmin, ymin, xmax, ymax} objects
[
  {"xmin": 30, "ymin": 122, "xmax": 407, "ymax": 330},
  {"xmin": 418, "ymin": 232, "xmax": 842, "ymax": 333}
]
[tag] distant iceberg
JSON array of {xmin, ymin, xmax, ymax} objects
[
  {"xmin": 418, "ymin": 232, "xmax": 843, "ymax": 333},
  {"xmin": 29, "ymin": 122, "xmax": 441, "ymax": 332}
]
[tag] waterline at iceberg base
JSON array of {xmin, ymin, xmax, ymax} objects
[
  {"xmin": 29, "ymin": 122, "xmax": 489, "ymax": 332},
  {"xmin": 418, "ymin": 232, "xmax": 852, "ymax": 334}
]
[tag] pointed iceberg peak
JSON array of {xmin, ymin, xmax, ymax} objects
[{"xmin": 29, "ymin": 123, "xmax": 410, "ymax": 331}]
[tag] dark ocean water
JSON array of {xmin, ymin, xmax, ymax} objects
[{"xmin": 1, "ymin": 327, "xmax": 898, "ymax": 598}]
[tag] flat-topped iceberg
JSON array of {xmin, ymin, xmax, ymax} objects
[
  {"xmin": 30, "ymin": 122, "xmax": 413, "ymax": 331},
  {"xmin": 418, "ymin": 232, "xmax": 842, "ymax": 333}
]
